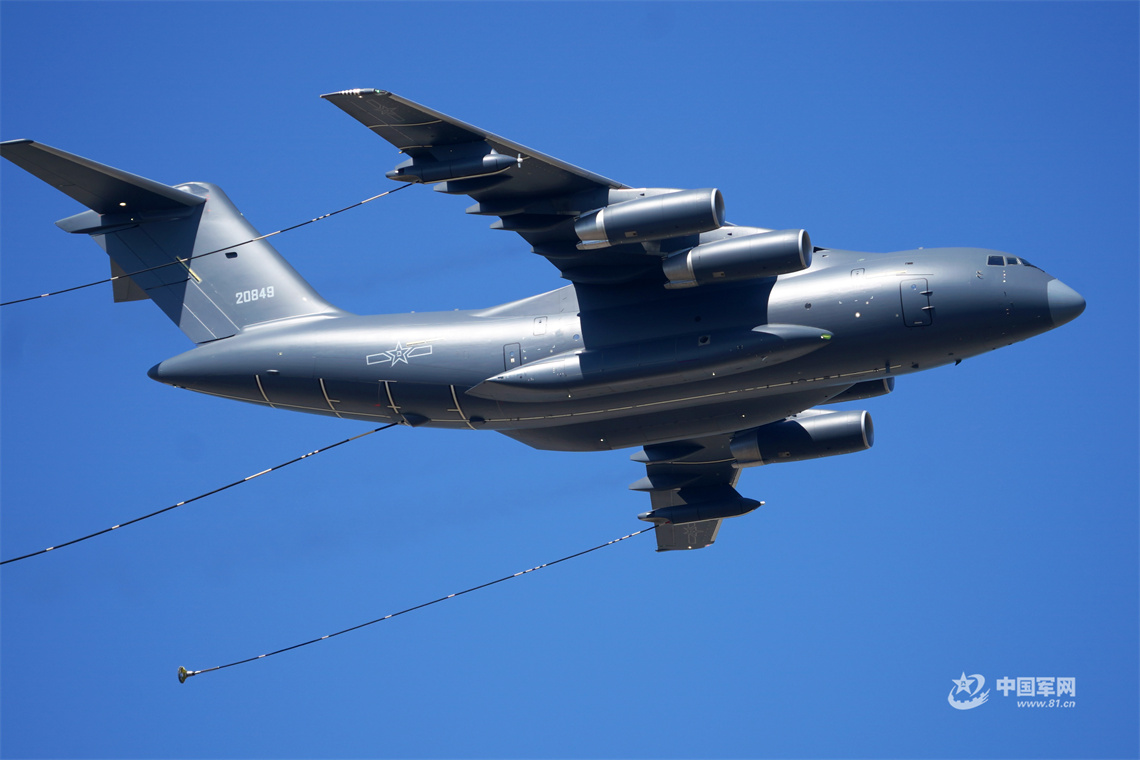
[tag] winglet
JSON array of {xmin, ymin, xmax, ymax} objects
[{"xmin": 0, "ymin": 139, "xmax": 204, "ymax": 214}]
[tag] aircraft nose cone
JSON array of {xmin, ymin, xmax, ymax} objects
[
  {"xmin": 147, "ymin": 361, "xmax": 168, "ymax": 383},
  {"xmin": 1047, "ymin": 279, "xmax": 1086, "ymax": 327}
]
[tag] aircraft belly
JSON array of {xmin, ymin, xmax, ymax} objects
[
  {"xmin": 498, "ymin": 388, "xmax": 848, "ymax": 452},
  {"xmin": 384, "ymin": 382, "xmax": 470, "ymax": 427},
  {"xmin": 317, "ymin": 379, "xmax": 395, "ymax": 421},
  {"xmin": 253, "ymin": 355, "xmax": 322, "ymax": 411},
  {"xmin": 474, "ymin": 352, "xmax": 889, "ymax": 443},
  {"xmin": 255, "ymin": 374, "xmax": 326, "ymax": 411}
]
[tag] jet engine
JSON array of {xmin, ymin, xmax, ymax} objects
[
  {"xmin": 662, "ymin": 228, "xmax": 812, "ymax": 288},
  {"xmin": 574, "ymin": 188, "xmax": 724, "ymax": 248},
  {"xmin": 730, "ymin": 410, "xmax": 873, "ymax": 467}
]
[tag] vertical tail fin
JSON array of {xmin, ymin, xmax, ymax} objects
[{"xmin": 1, "ymin": 140, "xmax": 345, "ymax": 343}]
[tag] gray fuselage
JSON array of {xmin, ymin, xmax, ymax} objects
[{"xmin": 149, "ymin": 246, "xmax": 1082, "ymax": 451}]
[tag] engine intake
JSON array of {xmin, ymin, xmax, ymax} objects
[
  {"xmin": 574, "ymin": 188, "xmax": 724, "ymax": 248},
  {"xmin": 730, "ymin": 410, "xmax": 873, "ymax": 467},
  {"xmin": 663, "ymin": 229, "xmax": 812, "ymax": 288}
]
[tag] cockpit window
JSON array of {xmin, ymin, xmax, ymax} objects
[{"xmin": 987, "ymin": 254, "xmax": 1039, "ymax": 269}]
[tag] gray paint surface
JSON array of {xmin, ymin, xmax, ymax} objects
[{"xmin": 0, "ymin": 91, "xmax": 1085, "ymax": 551}]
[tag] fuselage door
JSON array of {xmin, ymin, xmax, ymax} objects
[
  {"xmin": 900, "ymin": 278, "xmax": 933, "ymax": 327},
  {"xmin": 504, "ymin": 343, "xmax": 521, "ymax": 371}
]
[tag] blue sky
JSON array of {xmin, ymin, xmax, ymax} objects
[{"xmin": 1, "ymin": 2, "xmax": 1137, "ymax": 758}]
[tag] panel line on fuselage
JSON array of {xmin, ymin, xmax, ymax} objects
[
  {"xmin": 254, "ymin": 375, "xmax": 276, "ymax": 409},
  {"xmin": 383, "ymin": 381, "xmax": 402, "ymax": 420},
  {"xmin": 318, "ymin": 378, "xmax": 344, "ymax": 419},
  {"xmin": 449, "ymin": 385, "xmax": 478, "ymax": 430}
]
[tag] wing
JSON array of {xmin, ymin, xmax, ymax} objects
[
  {"xmin": 322, "ymin": 89, "xmax": 740, "ymax": 286},
  {"xmin": 631, "ymin": 435, "xmax": 762, "ymax": 551}
]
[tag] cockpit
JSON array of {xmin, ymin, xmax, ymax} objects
[{"xmin": 987, "ymin": 254, "xmax": 1038, "ymax": 269}]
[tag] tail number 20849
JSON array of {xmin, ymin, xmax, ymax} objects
[{"xmin": 236, "ymin": 286, "xmax": 275, "ymax": 305}]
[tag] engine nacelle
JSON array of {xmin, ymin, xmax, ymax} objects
[
  {"xmin": 662, "ymin": 228, "xmax": 812, "ymax": 288},
  {"xmin": 730, "ymin": 410, "xmax": 873, "ymax": 467},
  {"xmin": 574, "ymin": 188, "xmax": 724, "ymax": 248}
]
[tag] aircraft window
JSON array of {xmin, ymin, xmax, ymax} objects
[
  {"xmin": 987, "ymin": 255, "xmax": 1004, "ymax": 266},
  {"xmin": 1005, "ymin": 256, "xmax": 1022, "ymax": 266},
  {"xmin": 1021, "ymin": 258, "xmax": 1039, "ymax": 269}
]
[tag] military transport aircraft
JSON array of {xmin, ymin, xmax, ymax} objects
[{"xmin": 0, "ymin": 89, "xmax": 1085, "ymax": 551}]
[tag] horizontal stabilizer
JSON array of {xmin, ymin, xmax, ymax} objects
[{"xmin": 0, "ymin": 140, "xmax": 204, "ymax": 215}]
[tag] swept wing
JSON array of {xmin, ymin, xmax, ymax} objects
[{"xmin": 323, "ymin": 89, "xmax": 732, "ymax": 286}]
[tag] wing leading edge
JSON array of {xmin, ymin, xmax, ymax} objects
[{"xmin": 322, "ymin": 89, "xmax": 759, "ymax": 286}]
